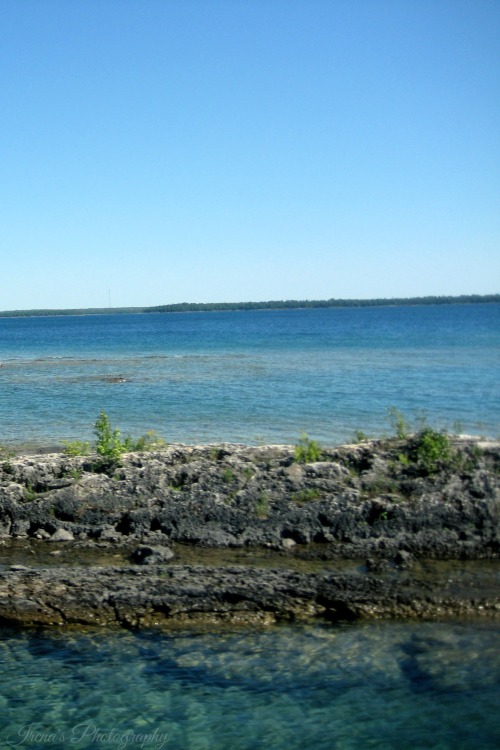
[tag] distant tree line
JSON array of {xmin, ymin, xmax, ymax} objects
[
  {"xmin": 145, "ymin": 294, "xmax": 500, "ymax": 314},
  {"xmin": 0, "ymin": 307, "xmax": 145, "ymax": 318},
  {"xmin": 0, "ymin": 295, "xmax": 498, "ymax": 318}
]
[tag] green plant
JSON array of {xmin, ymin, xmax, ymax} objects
[
  {"xmin": 222, "ymin": 468, "xmax": 234, "ymax": 483},
  {"xmin": 387, "ymin": 407, "xmax": 410, "ymax": 439},
  {"xmin": 0, "ymin": 444, "xmax": 15, "ymax": 461},
  {"xmin": 209, "ymin": 447, "xmax": 224, "ymax": 461},
  {"xmin": 24, "ymin": 484, "xmax": 37, "ymax": 501},
  {"xmin": 255, "ymin": 493, "xmax": 270, "ymax": 518},
  {"xmin": 353, "ymin": 430, "xmax": 368, "ymax": 443},
  {"xmin": 0, "ymin": 444, "xmax": 15, "ymax": 474},
  {"xmin": 410, "ymin": 428, "xmax": 452, "ymax": 475},
  {"xmin": 132, "ymin": 430, "xmax": 166, "ymax": 451},
  {"xmin": 94, "ymin": 411, "xmax": 132, "ymax": 461},
  {"xmin": 62, "ymin": 414, "xmax": 167, "ymax": 462},
  {"xmin": 470, "ymin": 444, "xmax": 482, "ymax": 461},
  {"xmin": 292, "ymin": 488, "xmax": 321, "ymax": 503},
  {"xmin": 294, "ymin": 433, "xmax": 322, "ymax": 463},
  {"xmin": 63, "ymin": 440, "xmax": 91, "ymax": 457},
  {"xmin": 69, "ymin": 468, "xmax": 83, "ymax": 481},
  {"xmin": 364, "ymin": 476, "xmax": 399, "ymax": 497}
]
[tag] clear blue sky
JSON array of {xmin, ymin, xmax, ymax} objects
[{"xmin": 1, "ymin": 0, "xmax": 499, "ymax": 309}]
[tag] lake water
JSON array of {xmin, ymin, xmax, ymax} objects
[
  {"xmin": 1, "ymin": 304, "xmax": 499, "ymax": 748},
  {"xmin": 0, "ymin": 304, "xmax": 499, "ymax": 447},
  {"xmin": 0, "ymin": 621, "xmax": 499, "ymax": 749}
]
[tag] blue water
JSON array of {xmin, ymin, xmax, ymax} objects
[
  {"xmin": 0, "ymin": 621, "xmax": 498, "ymax": 750},
  {"xmin": 1, "ymin": 306, "xmax": 500, "ymax": 748},
  {"xmin": 0, "ymin": 305, "xmax": 499, "ymax": 447}
]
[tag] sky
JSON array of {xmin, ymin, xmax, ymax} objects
[{"xmin": 1, "ymin": 0, "xmax": 499, "ymax": 310}]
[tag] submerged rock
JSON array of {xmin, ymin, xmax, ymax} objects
[
  {"xmin": 130, "ymin": 545, "xmax": 175, "ymax": 565},
  {"xmin": 0, "ymin": 562, "xmax": 497, "ymax": 629}
]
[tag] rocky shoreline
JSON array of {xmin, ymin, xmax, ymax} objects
[{"xmin": 0, "ymin": 436, "xmax": 498, "ymax": 628}]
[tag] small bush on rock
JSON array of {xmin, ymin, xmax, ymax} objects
[
  {"xmin": 132, "ymin": 430, "xmax": 166, "ymax": 451},
  {"xmin": 63, "ymin": 440, "xmax": 91, "ymax": 457},
  {"xmin": 255, "ymin": 493, "xmax": 270, "ymax": 518},
  {"xmin": 0, "ymin": 443, "xmax": 15, "ymax": 473},
  {"xmin": 95, "ymin": 411, "xmax": 132, "ymax": 461},
  {"xmin": 292, "ymin": 488, "xmax": 321, "ymax": 503},
  {"xmin": 294, "ymin": 433, "xmax": 322, "ymax": 463},
  {"xmin": 353, "ymin": 430, "xmax": 369, "ymax": 443},
  {"xmin": 62, "ymin": 413, "xmax": 167, "ymax": 460},
  {"xmin": 409, "ymin": 428, "xmax": 452, "ymax": 475},
  {"xmin": 387, "ymin": 407, "xmax": 411, "ymax": 439}
]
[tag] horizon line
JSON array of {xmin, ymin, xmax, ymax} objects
[{"xmin": 1, "ymin": 293, "xmax": 499, "ymax": 318}]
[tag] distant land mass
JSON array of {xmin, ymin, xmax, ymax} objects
[
  {"xmin": 0, "ymin": 294, "xmax": 499, "ymax": 318},
  {"xmin": 0, "ymin": 307, "xmax": 145, "ymax": 318},
  {"xmin": 146, "ymin": 294, "xmax": 500, "ymax": 313}
]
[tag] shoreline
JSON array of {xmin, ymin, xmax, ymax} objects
[
  {"xmin": 0, "ymin": 436, "xmax": 498, "ymax": 629},
  {"xmin": 1, "ymin": 294, "xmax": 499, "ymax": 318}
]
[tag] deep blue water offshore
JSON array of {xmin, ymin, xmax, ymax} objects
[
  {"xmin": 0, "ymin": 304, "xmax": 499, "ymax": 447},
  {"xmin": 0, "ymin": 304, "xmax": 499, "ymax": 749}
]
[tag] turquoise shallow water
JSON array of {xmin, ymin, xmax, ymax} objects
[
  {"xmin": 0, "ymin": 304, "xmax": 499, "ymax": 447},
  {"xmin": 0, "ymin": 621, "xmax": 499, "ymax": 750}
]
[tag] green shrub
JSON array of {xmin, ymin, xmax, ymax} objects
[
  {"xmin": 353, "ymin": 430, "xmax": 369, "ymax": 443},
  {"xmin": 63, "ymin": 440, "xmax": 91, "ymax": 457},
  {"xmin": 410, "ymin": 428, "xmax": 452, "ymax": 474},
  {"xmin": 209, "ymin": 447, "xmax": 224, "ymax": 461},
  {"xmin": 94, "ymin": 411, "xmax": 131, "ymax": 461},
  {"xmin": 23, "ymin": 484, "xmax": 37, "ymax": 501},
  {"xmin": 0, "ymin": 444, "xmax": 15, "ymax": 473},
  {"xmin": 0, "ymin": 444, "xmax": 15, "ymax": 461},
  {"xmin": 387, "ymin": 407, "xmax": 410, "ymax": 439},
  {"xmin": 292, "ymin": 488, "xmax": 321, "ymax": 503},
  {"xmin": 294, "ymin": 433, "xmax": 322, "ymax": 463},
  {"xmin": 132, "ymin": 430, "xmax": 166, "ymax": 451},
  {"xmin": 63, "ymin": 418, "xmax": 166, "ymax": 459},
  {"xmin": 364, "ymin": 476, "xmax": 399, "ymax": 497},
  {"xmin": 255, "ymin": 494, "xmax": 270, "ymax": 518}
]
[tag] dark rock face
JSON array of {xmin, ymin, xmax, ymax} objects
[
  {"xmin": 0, "ymin": 437, "xmax": 498, "ymax": 628},
  {"xmin": 1, "ymin": 438, "xmax": 498, "ymax": 558}
]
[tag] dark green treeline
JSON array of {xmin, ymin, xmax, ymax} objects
[{"xmin": 0, "ymin": 294, "xmax": 498, "ymax": 318}]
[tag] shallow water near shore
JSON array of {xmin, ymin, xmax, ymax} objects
[
  {"xmin": 0, "ymin": 304, "xmax": 499, "ymax": 447},
  {"xmin": 1, "ymin": 539, "xmax": 499, "ymax": 600},
  {"xmin": 0, "ymin": 620, "xmax": 498, "ymax": 749}
]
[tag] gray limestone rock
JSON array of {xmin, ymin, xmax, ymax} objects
[
  {"xmin": 0, "ymin": 437, "xmax": 497, "ymax": 560},
  {"xmin": 50, "ymin": 528, "xmax": 74, "ymax": 542}
]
